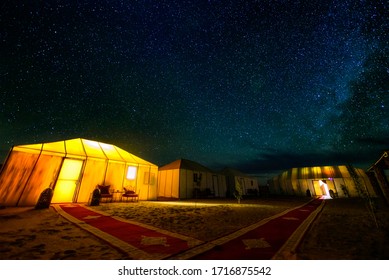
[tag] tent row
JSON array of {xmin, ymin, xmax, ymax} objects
[
  {"xmin": 0, "ymin": 138, "xmax": 258, "ymax": 207},
  {"xmin": 157, "ymin": 159, "xmax": 259, "ymax": 200},
  {"xmin": 1, "ymin": 138, "xmax": 385, "ymax": 207}
]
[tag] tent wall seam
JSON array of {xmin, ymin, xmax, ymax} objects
[{"xmin": 16, "ymin": 143, "xmax": 43, "ymax": 207}]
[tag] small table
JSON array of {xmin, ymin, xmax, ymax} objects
[{"xmin": 112, "ymin": 190, "xmax": 123, "ymax": 202}]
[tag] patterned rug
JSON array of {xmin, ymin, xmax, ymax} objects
[
  {"xmin": 171, "ymin": 198, "xmax": 324, "ymax": 260},
  {"xmin": 54, "ymin": 204, "xmax": 202, "ymax": 260},
  {"xmin": 54, "ymin": 199, "xmax": 324, "ymax": 260}
]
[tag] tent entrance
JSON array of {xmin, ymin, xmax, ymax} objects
[
  {"xmin": 51, "ymin": 159, "xmax": 84, "ymax": 203},
  {"xmin": 312, "ymin": 180, "xmax": 325, "ymax": 196},
  {"xmin": 312, "ymin": 180, "xmax": 331, "ymax": 199}
]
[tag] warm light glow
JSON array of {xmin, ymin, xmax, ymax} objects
[
  {"xmin": 52, "ymin": 181, "xmax": 77, "ymax": 203},
  {"xmin": 58, "ymin": 159, "xmax": 83, "ymax": 180},
  {"xmin": 51, "ymin": 159, "xmax": 83, "ymax": 203},
  {"xmin": 100, "ymin": 143, "xmax": 114, "ymax": 150},
  {"xmin": 127, "ymin": 166, "xmax": 137, "ymax": 179},
  {"xmin": 84, "ymin": 139, "xmax": 100, "ymax": 149},
  {"xmin": 319, "ymin": 180, "xmax": 332, "ymax": 199}
]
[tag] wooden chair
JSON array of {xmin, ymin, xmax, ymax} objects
[{"xmin": 122, "ymin": 187, "xmax": 139, "ymax": 202}]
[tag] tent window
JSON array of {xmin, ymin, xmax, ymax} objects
[
  {"xmin": 126, "ymin": 166, "xmax": 137, "ymax": 179},
  {"xmin": 144, "ymin": 172, "xmax": 155, "ymax": 185}
]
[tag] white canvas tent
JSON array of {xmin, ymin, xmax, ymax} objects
[
  {"xmin": 268, "ymin": 165, "xmax": 376, "ymax": 198},
  {"xmin": 0, "ymin": 138, "xmax": 158, "ymax": 206},
  {"xmin": 157, "ymin": 158, "xmax": 227, "ymax": 199},
  {"xmin": 221, "ymin": 167, "xmax": 259, "ymax": 198}
]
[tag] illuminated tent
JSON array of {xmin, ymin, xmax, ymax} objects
[
  {"xmin": 221, "ymin": 168, "xmax": 259, "ymax": 198},
  {"xmin": 0, "ymin": 138, "xmax": 158, "ymax": 207},
  {"xmin": 157, "ymin": 159, "xmax": 227, "ymax": 199},
  {"xmin": 268, "ymin": 165, "xmax": 377, "ymax": 198}
]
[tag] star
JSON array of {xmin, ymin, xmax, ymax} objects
[{"xmin": 0, "ymin": 1, "xmax": 387, "ymax": 182}]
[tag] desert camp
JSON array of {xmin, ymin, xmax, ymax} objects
[
  {"xmin": 1, "ymin": 139, "xmax": 389, "ymax": 261},
  {"xmin": 0, "ymin": 138, "xmax": 158, "ymax": 207},
  {"xmin": 0, "ymin": 139, "xmax": 385, "ymax": 207}
]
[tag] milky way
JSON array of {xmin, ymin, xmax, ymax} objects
[{"xmin": 1, "ymin": 1, "xmax": 388, "ymax": 180}]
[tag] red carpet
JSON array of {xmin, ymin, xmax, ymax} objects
[
  {"xmin": 56, "ymin": 204, "xmax": 200, "ymax": 258},
  {"xmin": 56, "ymin": 199, "xmax": 323, "ymax": 260},
  {"xmin": 191, "ymin": 198, "xmax": 323, "ymax": 260}
]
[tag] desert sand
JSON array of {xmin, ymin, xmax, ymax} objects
[{"xmin": 1, "ymin": 196, "xmax": 388, "ymax": 260}]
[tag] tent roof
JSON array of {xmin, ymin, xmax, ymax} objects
[
  {"xmin": 367, "ymin": 150, "xmax": 389, "ymax": 171},
  {"xmin": 272, "ymin": 165, "xmax": 363, "ymax": 180},
  {"xmin": 12, "ymin": 138, "xmax": 157, "ymax": 166},
  {"xmin": 159, "ymin": 158, "xmax": 213, "ymax": 172}
]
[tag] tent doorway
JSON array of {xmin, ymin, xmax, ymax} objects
[
  {"xmin": 312, "ymin": 180, "xmax": 331, "ymax": 198},
  {"xmin": 51, "ymin": 159, "xmax": 84, "ymax": 203},
  {"xmin": 312, "ymin": 180, "xmax": 325, "ymax": 196}
]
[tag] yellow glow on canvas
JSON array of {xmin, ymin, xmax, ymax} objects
[
  {"xmin": 84, "ymin": 139, "xmax": 100, "ymax": 149},
  {"xmin": 51, "ymin": 181, "xmax": 76, "ymax": 203},
  {"xmin": 43, "ymin": 141, "xmax": 66, "ymax": 154},
  {"xmin": 65, "ymin": 139, "xmax": 86, "ymax": 156},
  {"xmin": 58, "ymin": 159, "xmax": 83, "ymax": 180},
  {"xmin": 51, "ymin": 159, "xmax": 83, "ymax": 203},
  {"xmin": 312, "ymin": 166, "xmax": 322, "ymax": 178},
  {"xmin": 322, "ymin": 166, "xmax": 334, "ymax": 178},
  {"xmin": 127, "ymin": 166, "xmax": 137, "ymax": 179},
  {"xmin": 100, "ymin": 143, "xmax": 114, "ymax": 150},
  {"xmin": 300, "ymin": 167, "xmax": 310, "ymax": 178},
  {"xmin": 82, "ymin": 140, "xmax": 106, "ymax": 158}
]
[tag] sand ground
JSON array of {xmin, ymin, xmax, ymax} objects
[
  {"xmin": 297, "ymin": 197, "xmax": 389, "ymax": 259},
  {"xmin": 1, "ymin": 196, "xmax": 388, "ymax": 260}
]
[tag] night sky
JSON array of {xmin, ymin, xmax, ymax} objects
[{"xmin": 1, "ymin": 0, "xmax": 388, "ymax": 181}]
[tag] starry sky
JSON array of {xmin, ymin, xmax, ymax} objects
[{"xmin": 1, "ymin": 0, "xmax": 388, "ymax": 181}]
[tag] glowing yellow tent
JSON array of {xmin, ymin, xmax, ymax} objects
[
  {"xmin": 268, "ymin": 165, "xmax": 377, "ymax": 198},
  {"xmin": 0, "ymin": 138, "xmax": 158, "ymax": 206}
]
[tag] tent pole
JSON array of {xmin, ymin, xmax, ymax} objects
[
  {"xmin": 136, "ymin": 164, "xmax": 140, "ymax": 198},
  {"xmin": 121, "ymin": 163, "xmax": 127, "ymax": 192},
  {"xmin": 148, "ymin": 165, "xmax": 151, "ymax": 200},
  {"xmin": 103, "ymin": 159, "xmax": 109, "ymax": 185}
]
